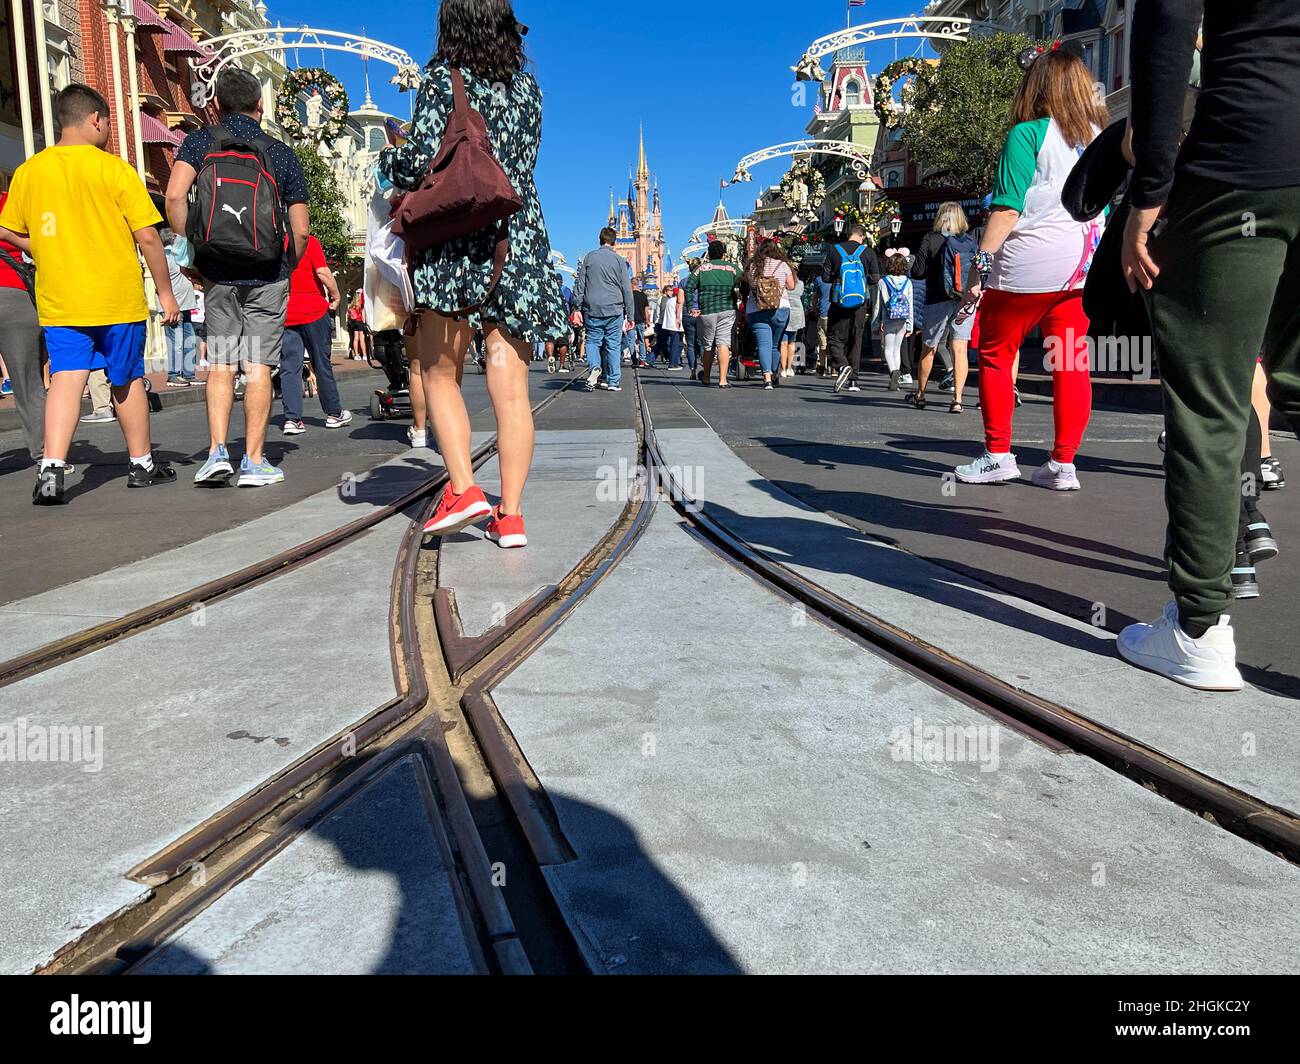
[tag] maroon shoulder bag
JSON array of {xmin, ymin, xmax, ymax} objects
[{"xmin": 391, "ymin": 67, "xmax": 524, "ymax": 317}]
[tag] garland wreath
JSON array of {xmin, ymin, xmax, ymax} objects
[
  {"xmin": 779, "ymin": 159, "xmax": 827, "ymax": 219},
  {"xmin": 873, "ymin": 58, "xmax": 934, "ymax": 130},
  {"xmin": 275, "ymin": 67, "xmax": 350, "ymax": 144}
]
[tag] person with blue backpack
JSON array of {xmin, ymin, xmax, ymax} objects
[
  {"xmin": 872, "ymin": 251, "xmax": 915, "ymax": 391},
  {"xmin": 821, "ymin": 223, "xmax": 880, "ymax": 394}
]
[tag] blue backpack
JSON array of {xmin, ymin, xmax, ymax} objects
[
  {"xmin": 943, "ymin": 232, "xmax": 980, "ymax": 302},
  {"xmin": 833, "ymin": 244, "xmax": 868, "ymax": 309},
  {"xmin": 882, "ymin": 276, "xmax": 912, "ymax": 321}
]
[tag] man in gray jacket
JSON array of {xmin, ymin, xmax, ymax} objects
[{"xmin": 572, "ymin": 227, "xmax": 634, "ymax": 392}]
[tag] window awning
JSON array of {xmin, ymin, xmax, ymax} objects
[
  {"xmin": 161, "ymin": 20, "xmax": 206, "ymax": 57},
  {"xmin": 131, "ymin": 0, "xmax": 168, "ymax": 33},
  {"xmin": 139, "ymin": 110, "xmax": 184, "ymax": 147}
]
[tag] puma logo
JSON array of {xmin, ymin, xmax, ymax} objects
[{"xmin": 221, "ymin": 204, "xmax": 248, "ymax": 224}]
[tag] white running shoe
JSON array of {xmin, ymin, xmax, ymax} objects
[
  {"xmin": 586, "ymin": 367, "xmax": 601, "ymax": 391},
  {"xmin": 325, "ymin": 410, "xmax": 354, "ymax": 429},
  {"xmin": 955, "ymin": 451, "xmax": 1021, "ymax": 484},
  {"xmin": 1117, "ymin": 602, "xmax": 1244, "ymax": 692},
  {"xmin": 407, "ymin": 427, "xmax": 427, "ymax": 448},
  {"xmin": 899, "ymin": 374, "xmax": 914, "ymax": 386},
  {"xmin": 1032, "ymin": 459, "xmax": 1081, "ymax": 491}
]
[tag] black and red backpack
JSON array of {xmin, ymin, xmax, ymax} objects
[{"xmin": 187, "ymin": 125, "xmax": 287, "ymax": 268}]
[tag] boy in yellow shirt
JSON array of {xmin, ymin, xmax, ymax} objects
[{"xmin": 0, "ymin": 84, "xmax": 181, "ymax": 505}]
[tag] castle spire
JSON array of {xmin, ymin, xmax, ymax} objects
[
  {"xmin": 361, "ymin": 27, "xmax": 374, "ymax": 108},
  {"xmin": 637, "ymin": 124, "xmax": 648, "ymax": 180},
  {"xmin": 608, "ymin": 187, "xmax": 616, "ymax": 227}
]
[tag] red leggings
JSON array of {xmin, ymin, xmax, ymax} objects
[{"xmin": 976, "ymin": 287, "xmax": 1092, "ymax": 464}]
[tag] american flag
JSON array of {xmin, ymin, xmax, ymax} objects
[
  {"xmin": 813, "ymin": 99, "xmax": 822, "ymax": 116},
  {"xmin": 849, "ymin": 0, "xmax": 866, "ymax": 7}
]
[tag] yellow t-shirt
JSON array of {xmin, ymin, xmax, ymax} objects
[{"xmin": 0, "ymin": 145, "xmax": 161, "ymax": 327}]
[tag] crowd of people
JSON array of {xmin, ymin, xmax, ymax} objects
[{"xmin": 0, "ymin": 0, "xmax": 1296, "ymax": 696}]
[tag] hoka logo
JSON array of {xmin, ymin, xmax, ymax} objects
[{"xmin": 221, "ymin": 204, "xmax": 248, "ymax": 225}]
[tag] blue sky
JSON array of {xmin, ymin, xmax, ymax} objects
[{"xmin": 267, "ymin": 0, "xmax": 932, "ymax": 263}]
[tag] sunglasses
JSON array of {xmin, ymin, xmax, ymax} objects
[{"xmin": 516, "ymin": 21, "xmax": 529, "ymax": 37}]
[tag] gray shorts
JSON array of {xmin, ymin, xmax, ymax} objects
[
  {"xmin": 922, "ymin": 299, "xmax": 974, "ymax": 349},
  {"xmin": 697, "ymin": 310, "xmax": 736, "ymax": 352},
  {"xmin": 202, "ymin": 278, "xmax": 290, "ymax": 368}
]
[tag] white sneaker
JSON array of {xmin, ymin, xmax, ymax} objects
[
  {"xmin": 1032, "ymin": 459, "xmax": 1081, "ymax": 491},
  {"xmin": 407, "ymin": 427, "xmax": 427, "ymax": 448},
  {"xmin": 586, "ymin": 367, "xmax": 601, "ymax": 390},
  {"xmin": 899, "ymin": 374, "xmax": 914, "ymax": 386},
  {"xmin": 955, "ymin": 451, "xmax": 1021, "ymax": 484},
  {"xmin": 1117, "ymin": 602, "xmax": 1244, "ymax": 692},
  {"xmin": 325, "ymin": 410, "xmax": 354, "ymax": 429}
]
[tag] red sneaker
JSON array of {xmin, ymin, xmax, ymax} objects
[
  {"xmin": 423, "ymin": 485, "xmax": 493, "ymax": 537},
  {"xmin": 484, "ymin": 507, "xmax": 528, "ymax": 549}
]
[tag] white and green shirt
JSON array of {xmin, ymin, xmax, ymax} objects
[{"xmin": 988, "ymin": 117, "xmax": 1103, "ymax": 294}]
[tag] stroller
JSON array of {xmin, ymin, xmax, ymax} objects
[{"xmin": 369, "ymin": 328, "xmax": 413, "ymax": 421}]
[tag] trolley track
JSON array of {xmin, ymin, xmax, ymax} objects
[
  {"xmin": 39, "ymin": 370, "xmax": 646, "ymax": 975},
  {"xmin": 634, "ymin": 369, "xmax": 1300, "ymax": 868},
  {"xmin": 30, "ymin": 363, "xmax": 1300, "ymax": 975},
  {"xmin": 0, "ymin": 377, "xmax": 579, "ymax": 692}
]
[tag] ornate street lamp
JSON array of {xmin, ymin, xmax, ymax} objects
[
  {"xmin": 833, "ymin": 214, "xmax": 845, "ymax": 239},
  {"xmin": 891, "ymin": 216, "xmax": 902, "ymax": 239}
]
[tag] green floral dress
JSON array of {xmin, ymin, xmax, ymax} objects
[{"xmin": 378, "ymin": 64, "xmax": 566, "ymax": 343}]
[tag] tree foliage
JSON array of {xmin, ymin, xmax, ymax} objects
[
  {"xmin": 293, "ymin": 144, "xmax": 355, "ymax": 267},
  {"xmin": 898, "ymin": 33, "xmax": 1044, "ymax": 195}
]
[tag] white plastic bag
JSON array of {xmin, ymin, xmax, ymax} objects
[{"xmin": 363, "ymin": 184, "xmax": 413, "ymax": 333}]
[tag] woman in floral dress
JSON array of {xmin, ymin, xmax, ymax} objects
[{"xmin": 379, "ymin": 0, "xmax": 564, "ymax": 549}]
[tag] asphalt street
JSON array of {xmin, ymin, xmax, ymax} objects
[{"xmin": 0, "ymin": 370, "xmax": 480, "ymax": 604}]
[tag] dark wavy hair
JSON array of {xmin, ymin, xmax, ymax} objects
[{"xmin": 435, "ymin": 0, "xmax": 527, "ymax": 85}]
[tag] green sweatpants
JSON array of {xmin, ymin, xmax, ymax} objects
[{"xmin": 1145, "ymin": 173, "xmax": 1300, "ymax": 629}]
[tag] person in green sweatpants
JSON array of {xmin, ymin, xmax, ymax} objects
[
  {"xmin": 1118, "ymin": 2, "xmax": 1300, "ymax": 692},
  {"xmin": 1146, "ymin": 177, "xmax": 1300, "ymax": 620}
]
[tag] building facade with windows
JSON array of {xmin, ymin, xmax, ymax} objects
[{"xmin": 2, "ymin": 0, "xmax": 84, "ymax": 186}]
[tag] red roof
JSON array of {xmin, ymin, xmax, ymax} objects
[
  {"xmin": 139, "ymin": 110, "xmax": 184, "ymax": 147},
  {"xmin": 161, "ymin": 20, "xmax": 206, "ymax": 57},
  {"xmin": 131, "ymin": 0, "xmax": 167, "ymax": 33}
]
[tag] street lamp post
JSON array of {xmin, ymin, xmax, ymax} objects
[
  {"xmin": 833, "ymin": 215, "xmax": 845, "ymax": 240},
  {"xmin": 891, "ymin": 217, "xmax": 902, "ymax": 240}
]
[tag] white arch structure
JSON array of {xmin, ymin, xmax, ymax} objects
[
  {"xmin": 189, "ymin": 28, "xmax": 423, "ymax": 109},
  {"xmin": 689, "ymin": 218, "xmax": 750, "ymax": 244},
  {"xmin": 680, "ymin": 242, "xmax": 709, "ymax": 260},
  {"xmin": 791, "ymin": 16, "xmax": 985, "ymax": 82},
  {"xmin": 726, "ymin": 140, "xmax": 873, "ymax": 186}
]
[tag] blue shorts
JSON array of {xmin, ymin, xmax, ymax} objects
[{"xmin": 45, "ymin": 322, "xmax": 147, "ymax": 386}]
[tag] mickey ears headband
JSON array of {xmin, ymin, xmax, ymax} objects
[
  {"xmin": 885, "ymin": 247, "xmax": 910, "ymax": 258},
  {"xmin": 1019, "ymin": 39, "xmax": 1080, "ymax": 70}
]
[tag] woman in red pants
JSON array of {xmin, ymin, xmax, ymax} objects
[{"xmin": 957, "ymin": 45, "xmax": 1109, "ymax": 490}]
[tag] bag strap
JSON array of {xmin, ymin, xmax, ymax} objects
[
  {"xmin": 403, "ymin": 219, "xmax": 510, "ymax": 336},
  {"xmin": 449, "ymin": 67, "xmax": 470, "ymax": 117},
  {"xmin": 0, "ymin": 245, "xmax": 35, "ymax": 305},
  {"xmin": 206, "ymin": 124, "xmax": 234, "ymax": 151}
]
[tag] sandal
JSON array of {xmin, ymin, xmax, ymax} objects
[
  {"xmin": 905, "ymin": 391, "xmax": 927, "ymax": 410},
  {"xmin": 949, "ymin": 401, "xmax": 963, "ymax": 414}
]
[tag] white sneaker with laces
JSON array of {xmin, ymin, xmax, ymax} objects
[
  {"xmin": 1032, "ymin": 459, "xmax": 1081, "ymax": 491},
  {"xmin": 325, "ymin": 410, "xmax": 354, "ymax": 429},
  {"xmin": 955, "ymin": 451, "xmax": 1021, "ymax": 484},
  {"xmin": 408, "ymin": 427, "xmax": 427, "ymax": 448},
  {"xmin": 1117, "ymin": 602, "xmax": 1244, "ymax": 692}
]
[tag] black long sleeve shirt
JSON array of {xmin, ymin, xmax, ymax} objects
[
  {"xmin": 821, "ymin": 239, "xmax": 881, "ymax": 290},
  {"xmin": 1130, "ymin": 0, "xmax": 1300, "ymax": 208}
]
